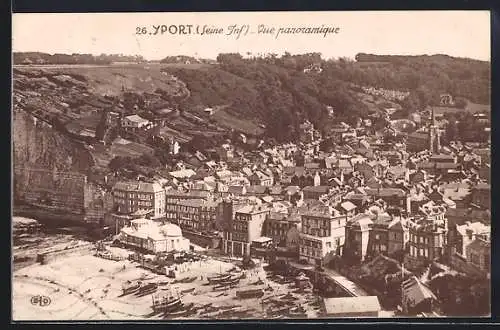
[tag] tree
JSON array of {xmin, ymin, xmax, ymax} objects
[{"xmin": 108, "ymin": 156, "xmax": 131, "ymax": 172}]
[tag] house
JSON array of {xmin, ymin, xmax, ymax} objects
[
  {"xmin": 337, "ymin": 159, "xmax": 353, "ymax": 174},
  {"xmin": 204, "ymin": 107, "xmax": 214, "ymax": 115},
  {"xmin": 409, "ymin": 170, "xmax": 427, "ymax": 184},
  {"xmin": 402, "ymin": 276, "xmax": 437, "ymax": 315},
  {"xmin": 228, "ymin": 185, "xmax": 247, "ymax": 196},
  {"xmin": 222, "ymin": 204, "xmax": 270, "ymax": 257},
  {"xmin": 116, "ymin": 219, "xmax": 189, "ymax": 253},
  {"xmin": 321, "ymin": 296, "xmax": 381, "ymax": 318},
  {"xmin": 344, "ymin": 213, "xmax": 373, "ymax": 262},
  {"xmin": 217, "ymin": 144, "xmax": 234, "ymax": 161},
  {"xmin": 121, "ymin": 114, "xmax": 153, "ymax": 131},
  {"xmin": 248, "ymin": 171, "xmax": 273, "ymax": 186},
  {"xmin": 449, "ymin": 221, "xmax": 490, "ymax": 259},
  {"xmin": 245, "ymin": 185, "xmax": 269, "ymax": 197},
  {"xmin": 169, "ymin": 198, "xmax": 220, "ymax": 232},
  {"xmin": 440, "ymin": 182, "xmax": 471, "ymax": 209},
  {"xmin": 264, "ymin": 211, "xmax": 302, "ymax": 249},
  {"xmin": 365, "ymin": 188, "xmax": 410, "ymax": 214},
  {"xmin": 299, "ymin": 206, "xmax": 346, "ymax": 266},
  {"xmin": 367, "ymin": 213, "xmax": 393, "ymax": 257},
  {"xmin": 466, "ymin": 236, "xmax": 490, "ymax": 274},
  {"xmin": 343, "ymin": 193, "xmax": 371, "ymax": 211},
  {"xmin": 112, "ymin": 181, "xmax": 166, "ymax": 221},
  {"xmin": 387, "ymin": 217, "xmax": 410, "ymax": 256},
  {"xmin": 385, "ymin": 166, "xmax": 407, "ymax": 181},
  {"xmin": 470, "ymin": 183, "xmax": 490, "ymax": 210},
  {"xmin": 340, "ymin": 201, "xmax": 357, "ymax": 217},
  {"xmin": 407, "ymin": 218, "xmax": 448, "ymax": 266},
  {"xmin": 302, "ymin": 185, "xmax": 332, "ymax": 200}
]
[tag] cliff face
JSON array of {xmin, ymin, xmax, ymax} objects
[{"xmin": 13, "ymin": 107, "xmax": 94, "ymax": 203}]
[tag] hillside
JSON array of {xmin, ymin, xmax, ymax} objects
[{"xmin": 12, "ymin": 52, "xmax": 490, "ymax": 178}]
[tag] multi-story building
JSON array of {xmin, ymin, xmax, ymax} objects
[
  {"xmin": 344, "ymin": 213, "xmax": 373, "ymax": 262},
  {"xmin": 264, "ymin": 211, "xmax": 302, "ymax": 248},
  {"xmin": 407, "ymin": 200, "xmax": 449, "ymax": 265},
  {"xmin": 367, "ymin": 213, "xmax": 393, "ymax": 257},
  {"xmin": 387, "ymin": 217, "xmax": 411, "ymax": 256},
  {"xmin": 167, "ymin": 198, "xmax": 220, "ymax": 232},
  {"xmin": 165, "ymin": 190, "xmax": 211, "ymax": 222},
  {"xmin": 222, "ymin": 204, "xmax": 270, "ymax": 257},
  {"xmin": 112, "ymin": 181, "xmax": 166, "ymax": 220},
  {"xmin": 449, "ymin": 221, "xmax": 490, "ymax": 258},
  {"xmin": 299, "ymin": 206, "xmax": 347, "ymax": 266},
  {"xmin": 365, "ymin": 188, "xmax": 411, "ymax": 214},
  {"xmin": 466, "ymin": 235, "xmax": 490, "ymax": 275},
  {"xmin": 407, "ymin": 218, "xmax": 448, "ymax": 265}
]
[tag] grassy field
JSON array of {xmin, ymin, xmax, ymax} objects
[{"xmin": 14, "ymin": 63, "xmax": 198, "ymax": 97}]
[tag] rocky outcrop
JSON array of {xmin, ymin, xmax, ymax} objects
[{"xmin": 13, "ymin": 107, "xmax": 94, "ymax": 204}]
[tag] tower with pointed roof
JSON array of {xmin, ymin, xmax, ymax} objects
[{"xmin": 429, "ymin": 107, "xmax": 441, "ymax": 154}]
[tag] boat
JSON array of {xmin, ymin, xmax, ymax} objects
[
  {"xmin": 218, "ymin": 275, "xmax": 242, "ymax": 286},
  {"xmin": 174, "ymin": 276, "xmax": 198, "ymax": 284},
  {"xmin": 207, "ymin": 273, "xmax": 231, "ymax": 284},
  {"xmin": 152, "ymin": 290, "xmax": 182, "ymax": 313},
  {"xmin": 267, "ymin": 306, "xmax": 291, "ymax": 316},
  {"xmin": 122, "ymin": 280, "xmax": 142, "ymax": 295},
  {"xmin": 180, "ymin": 287, "xmax": 195, "ymax": 294},
  {"xmin": 235, "ymin": 288, "xmax": 264, "ymax": 299},
  {"xmin": 138, "ymin": 282, "xmax": 158, "ymax": 294},
  {"xmin": 213, "ymin": 280, "xmax": 239, "ymax": 291}
]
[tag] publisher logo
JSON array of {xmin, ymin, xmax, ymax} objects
[{"xmin": 30, "ymin": 295, "xmax": 51, "ymax": 307}]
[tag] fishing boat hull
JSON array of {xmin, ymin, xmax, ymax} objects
[
  {"xmin": 153, "ymin": 297, "xmax": 182, "ymax": 313},
  {"xmin": 235, "ymin": 289, "xmax": 264, "ymax": 299},
  {"xmin": 207, "ymin": 274, "xmax": 231, "ymax": 284}
]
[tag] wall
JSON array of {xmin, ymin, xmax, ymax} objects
[{"xmin": 36, "ymin": 243, "xmax": 94, "ymax": 265}]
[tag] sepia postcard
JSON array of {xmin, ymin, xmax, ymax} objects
[{"xmin": 11, "ymin": 11, "xmax": 491, "ymax": 321}]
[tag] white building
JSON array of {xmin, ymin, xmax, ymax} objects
[
  {"xmin": 122, "ymin": 114, "xmax": 153, "ymax": 131},
  {"xmin": 118, "ymin": 219, "xmax": 190, "ymax": 253},
  {"xmin": 299, "ymin": 206, "xmax": 347, "ymax": 266}
]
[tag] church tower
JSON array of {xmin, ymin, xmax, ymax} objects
[{"xmin": 429, "ymin": 107, "xmax": 441, "ymax": 154}]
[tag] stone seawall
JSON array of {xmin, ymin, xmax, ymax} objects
[{"xmin": 36, "ymin": 243, "xmax": 95, "ymax": 265}]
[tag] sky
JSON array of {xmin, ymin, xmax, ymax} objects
[{"xmin": 12, "ymin": 11, "xmax": 491, "ymax": 61}]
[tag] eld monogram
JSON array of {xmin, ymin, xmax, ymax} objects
[{"xmin": 30, "ymin": 295, "xmax": 51, "ymax": 307}]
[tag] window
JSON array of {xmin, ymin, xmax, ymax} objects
[
  {"xmin": 419, "ymin": 248, "xmax": 424, "ymax": 257},
  {"xmin": 375, "ymin": 234, "xmax": 380, "ymax": 240},
  {"xmin": 326, "ymin": 242, "xmax": 331, "ymax": 249}
]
